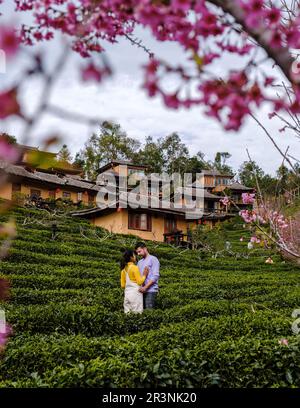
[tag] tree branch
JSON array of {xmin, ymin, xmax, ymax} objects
[{"xmin": 209, "ymin": 0, "xmax": 294, "ymax": 82}]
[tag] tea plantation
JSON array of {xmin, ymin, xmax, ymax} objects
[{"xmin": 0, "ymin": 206, "xmax": 300, "ymax": 387}]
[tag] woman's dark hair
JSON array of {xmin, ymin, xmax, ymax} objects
[{"xmin": 120, "ymin": 249, "xmax": 136, "ymax": 270}]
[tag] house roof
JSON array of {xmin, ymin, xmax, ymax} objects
[
  {"xmin": 97, "ymin": 161, "xmax": 148, "ymax": 174},
  {"xmin": 227, "ymin": 182, "xmax": 254, "ymax": 191},
  {"xmin": 200, "ymin": 170, "xmax": 234, "ymax": 177},
  {"xmin": 18, "ymin": 144, "xmax": 58, "ymax": 156},
  {"xmin": 71, "ymin": 200, "xmax": 233, "ymax": 222},
  {"xmin": 0, "ymin": 160, "xmax": 101, "ymax": 192},
  {"xmin": 71, "ymin": 195, "xmax": 216, "ymax": 220},
  {"xmin": 179, "ymin": 188, "xmax": 220, "ymax": 200}
]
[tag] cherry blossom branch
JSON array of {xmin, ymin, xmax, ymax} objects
[
  {"xmin": 124, "ymin": 33, "xmax": 154, "ymax": 58},
  {"xmin": 245, "ymin": 149, "xmax": 300, "ymax": 259},
  {"xmin": 250, "ymin": 113, "xmax": 298, "ymax": 174},
  {"xmin": 209, "ymin": 0, "xmax": 294, "ymax": 82}
]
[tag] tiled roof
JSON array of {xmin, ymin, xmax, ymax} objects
[
  {"xmin": 199, "ymin": 170, "xmax": 234, "ymax": 177},
  {"xmin": 0, "ymin": 160, "xmax": 101, "ymax": 192},
  {"xmin": 227, "ymin": 182, "xmax": 253, "ymax": 191},
  {"xmin": 97, "ymin": 160, "xmax": 148, "ymax": 174},
  {"xmin": 71, "ymin": 196, "xmax": 206, "ymax": 219}
]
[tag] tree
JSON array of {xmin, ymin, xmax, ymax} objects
[
  {"xmin": 134, "ymin": 136, "xmax": 165, "ymax": 174},
  {"xmin": 238, "ymin": 160, "xmax": 279, "ymax": 195},
  {"xmin": 161, "ymin": 133, "xmax": 189, "ymax": 174},
  {"xmin": 185, "ymin": 151, "xmax": 211, "ymax": 175},
  {"xmin": 238, "ymin": 160, "xmax": 266, "ymax": 188},
  {"xmin": 210, "ymin": 152, "xmax": 234, "ymax": 175},
  {"xmin": 57, "ymin": 144, "xmax": 72, "ymax": 163},
  {"xmin": 73, "ymin": 152, "xmax": 85, "ymax": 169},
  {"xmin": 78, "ymin": 121, "xmax": 141, "ymax": 180}
]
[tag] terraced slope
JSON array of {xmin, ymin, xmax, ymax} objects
[{"xmin": 0, "ymin": 207, "xmax": 300, "ymax": 387}]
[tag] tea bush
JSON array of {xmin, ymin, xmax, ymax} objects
[{"xmin": 0, "ymin": 207, "xmax": 300, "ymax": 387}]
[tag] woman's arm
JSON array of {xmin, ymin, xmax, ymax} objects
[
  {"xmin": 133, "ymin": 265, "xmax": 147, "ymax": 286},
  {"xmin": 120, "ymin": 269, "xmax": 126, "ymax": 289}
]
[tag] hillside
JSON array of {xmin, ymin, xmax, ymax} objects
[{"xmin": 0, "ymin": 207, "xmax": 300, "ymax": 387}]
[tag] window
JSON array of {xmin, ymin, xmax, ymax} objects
[
  {"xmin": 62, "ymin": 191, "xmax": 71, "ymax": 199},
  {"xmin": 48, "ymin": 190, "xmax": 56, "ymax": 199},
  {"xmin": 77, "ymin": 192, "xmax": 82, "ymax": 201},
  {"xmin": 128, "ymin": 169, "xmax": 145, "ymax": 177},
  {"xmin": 30, "ymin": 189, "xmax": 41, "ymax": 198},
  {"xmin": 164, "ymin": 217, "xmax": 177, "ymax": 234},
  {"xmin": 206, "ymin": 201, "xmax": 215, "ymax": 211},
  {"xmin": 12, "ymin": 183, "xmax": 21, "ymax": 193},
  {"xmin": 128, "ymin": 169, "xmax": 146, "ymax": 187},
  {"xmin": 128, "ymin": 212, "xmax": 152, "ymax": 231}
]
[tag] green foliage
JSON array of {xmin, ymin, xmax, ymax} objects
[{"xmin": 0, "ymin": 207, "xmax": 299, "ymax": 388}]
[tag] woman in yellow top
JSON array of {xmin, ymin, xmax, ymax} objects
[{"xmin": 120, "ymin": 249, "xmax": 148, "ymax": 313}]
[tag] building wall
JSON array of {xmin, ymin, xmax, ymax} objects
[
  {"xmin": 204, "ymin": 176, "xmax": 215, "ymax": 187},
  {"xmin": 20, "ymin": 184, "xmax": 88, "ymax": 203},
  {"xmin": 0, "ymin": 179, "xmax": 95, "ymax": 204},
  {"xmin": 0, "ymin": 182, "xmax": 12, "ymax": 200},
  {"xmin": 92, "ymin": 209, "xmax": 189, "ymax": 242}
]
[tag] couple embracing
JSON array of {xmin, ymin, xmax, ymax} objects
[{"xmin": 120, "ymin": 242, "xmax": 160, "ymax": 313}]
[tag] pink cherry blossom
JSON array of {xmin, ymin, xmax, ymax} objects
[
  {"xmin": 239, "ymin": 209, "xmax": 258, "ymax": 223},
  {"xmin": 0, "ymin": 25, "xmax": 20, "ymax": 58},
  {"xmin": 81, "ymin": 63, "xmax": 110, "ymax": 82},
  {"xmin": 0, "ymin": 138, "xmax": 20, "ymax": 163},
  {"xmin": 0, "ymin": 0, "xmax": 300, "ymax": 133},
  {"xmin": 242, "ymin": 192, "xmax": 256, "ymax": 205},
  {"xmin": 0, "ymin": 88, "xmax": 21, "ymax": 119},
  {"xmin": 265, "ymin": 7, "xmax": 281, "ymax": 25},
  {"xmin": 220, "ymin": 196, "xmax": 230, "ymax": 206}
]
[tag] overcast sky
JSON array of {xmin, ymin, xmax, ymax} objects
[{"xmin": 1, "ymin": 1, "xmax": 300, "ymax": 176}]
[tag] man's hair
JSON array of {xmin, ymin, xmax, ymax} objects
[{"xmin": 135, "ymin": 242, "xmax": 147, "ymax": 250}]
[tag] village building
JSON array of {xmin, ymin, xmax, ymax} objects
[
  {"xmin": 71, "ymin": 161, "xmax": 254, "ymax": 243},
  {"xmin": 0, "ymin": 144, "xmax": 100, "ymax": 205},
  {"xmin": 0, "ymin": 145, "xmax": 253, "ymax": 243}
]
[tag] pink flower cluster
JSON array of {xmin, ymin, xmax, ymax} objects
[
  {"xmin": 0, "ymin": 138, "xmax": 20, "ymax": 163},
  {"xmin": 0, "ymin": 88, "xmax": 21, "ymax": 120},
  {"xmin": 242, "ymin": 192, "xmax": 256, "ymax": 205},
  {"xmin": 220, "ymin": 196, "xmax": 230, "ymax": 206},
  {"xmin": 0, "ymin": 25, "xmax": 20, "ymax": 58},
  {"xmin": 238, "ymin": 0, "xmax": 300, "ymax": 50},
  {"xmin": 239, "ymin": 209, "xmax": 258, "ymax": 223},
  {"xmin": 81, "ymin": 63, "xmax": 112, "ymax": 83},
  {"xmin": 278, "ymin": 338, "xmax": 289, "ymax": 346},
  {"xmin": 269, "ymin": 211, "xmax": 289, "ymax": 231},
  {"xmin": 250, "ymin": 236, "xmax": 260, "ymax": 244},
  {"xmin": 0, "ymin": 0, "xmax": 299, "ymax": 129}
]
